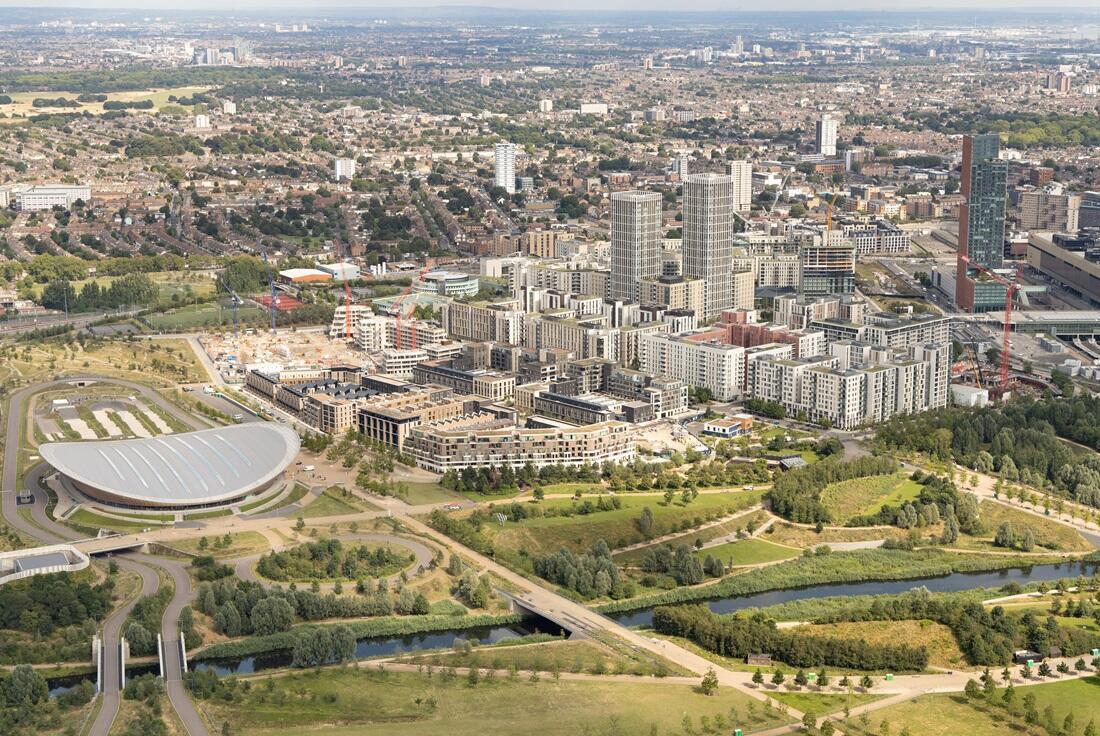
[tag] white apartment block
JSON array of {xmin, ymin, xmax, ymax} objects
[
  {"xmin": 329, "ymin": 304, "xmax": 374, "ymax": 338},
  {"xmin": 816, "ymin": 115, "xmax": 838, "ymax": 157},
  {"xmin": 728, "ymin": 160, "xmax": 753, "ymax": 214},
  {"xmin": 740, "ymin": 253, "xmax": 802, "ymax": 289},
  {"xmin": 494, "ymin": 142, "xmax": 517, "ymax": 194},
  {"xmin": 751, "ymin": 341, "xmax": 950, "ymax": 430},
  {"xmin": 379, "ymin": 348, "xmax": 429, "ymax": 379},
  {"xmin": 639, "ymin": 333, "xmax": 745, "ymax": 401},
  {"xmin": 730, "ymin": 269, "xmax": 755, "ymax": 311},
  {"xmin": 842, "ymin": 223, "xmax": 912, "ymax": 255},
  {"xmin": 524, "ymin": 314, "xmax": 619, "ymax": 362},
  {"xmin": 14, "ymin": 185, "xmax": 91, "ymax": 211},
  {"xmin": 334, "ymin": 158, "xmax": 357, "ymax": 181},
  {"xmin": 528, "ymin": 263, "xmax": 609, "ymax": 299},
  {"xmin": 442, "ymin": 300, "xmax": 525, "ymax": 344}
]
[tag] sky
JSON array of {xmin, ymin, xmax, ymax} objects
[{"xmin": 7, "ymin": 1, "xmax": 1100, "ymax": 10}]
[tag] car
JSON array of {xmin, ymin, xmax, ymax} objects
[{"xmin": 443, "ymin": 503, "xmax": 462, "ymax": 511}]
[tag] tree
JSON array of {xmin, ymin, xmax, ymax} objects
[
  {"xmin": 700, "ymin": 667, "xmax": 719, "ymax": 696},
  {"xmin": 250, "ymin": 597, "xmax": 294, "ymax": 636},
  {"xmin": 752, "ymin": 668, "xmax": 765, "ymax": 687},
  {"xmin": 6, "ymin": 664, "xmax": 48, "ymax": 706},
  {"xmin": 794, "ymin": 668, "xmax": 809, "ymax": 688},
  {"xmin": 771, "ymin": 670, "xmax": 786, "ymax": 686},
  {"xmin": 860, "ymin": 674, "xmax": 874, "ymax": 691},
  {"xmin": 802, "ymin": 712, "xmax": 818, "ymax": 731},
  {"xmin": 125, "ymin": 621, "xmax": 155, "ymax": 657}
]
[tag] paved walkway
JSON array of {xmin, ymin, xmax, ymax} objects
[{"xmin": 2, "ymin": 377, "xmax": 210, "ymax": 736}]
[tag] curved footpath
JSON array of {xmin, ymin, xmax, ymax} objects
[
  {"xmin": 2, "ymin": 377, "xmax": 210, "ymax": 736},
  {"xmin": 154, "ymin": 556, "xmax": 209, "ymax": 736},
  {"xmin": 89, "ymin": 557, "xmax": 159, "ymax": 736}
]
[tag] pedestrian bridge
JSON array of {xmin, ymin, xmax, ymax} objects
[{"xmin": 498, "ymin": 590, "xmax": 592, "ymax": 638}]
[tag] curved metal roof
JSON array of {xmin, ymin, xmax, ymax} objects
[{"xmin": 40, "ymin": 423, "xmax": 300, "ymax": 506}]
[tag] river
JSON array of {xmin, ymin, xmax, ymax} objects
[
  {"xmin": 190, "ymin": 616, "xmax": 566, "ymax": 677},
  {"xmin": 47, "ymin": 560, "xmax": 1098, "ymax": 687},
  {"xmin": 607, "ymin": 560, "xmax": 1100, "ymax": 627}
]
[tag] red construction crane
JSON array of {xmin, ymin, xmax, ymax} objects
[{"xmin": 959, "ymin": 255, "xmax": 1020, "ymax": 395}]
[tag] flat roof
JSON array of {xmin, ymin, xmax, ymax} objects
[
  {"xmin": 14, "ymin": 552, "xmax": 69, "ymax": 573},
  {"xmin": 41, "ymin": 423, "xmax": 300, "ymax": 506}
]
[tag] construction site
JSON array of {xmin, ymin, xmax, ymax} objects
[{"xmin": 199, "ymin": 329, "xmax": 364, "ymax": 384}]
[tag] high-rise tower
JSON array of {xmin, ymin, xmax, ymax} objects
[
  {"xmin": 682, "ymin": 173, "xmax": 733, "ymax": 320},
  {"xmin": 494, "ymin": 143, "xmax": 517, "ymax": 194},
  {"xmin": 610, "ymin": 191, "xmax": 663, "ymax": 303},
  {"xmin": 955, "ymin": 134, "xmax": 1008, "ymax": 312},
  {"xmin": 815, "ymin": 115, "xmax": 838, "ymax": 157}
]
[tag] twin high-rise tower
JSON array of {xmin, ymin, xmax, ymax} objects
[{"xmin": 612, "ymin": 168, "xmax": 747, "ymax": 321}]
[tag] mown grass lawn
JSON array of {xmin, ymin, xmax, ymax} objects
[
  {"xmin": 67, "ymin": 508, "xmax": 166, "ymax": 533},
  {"xmin": 767, "ymin": 690, "xmax": 883, "ymax": 716},
  {"xmin": 693, "ymin": 538, "xmax": 799, "ymax": 567},
  {"xmin": 614, "ymin": 509, "xmax": 770, "ymax": 564},
  {"xmin": 399, "ymin": 639, "xmax": 655, "ymax": 676},
  {"xmin": 171, "ymin": 531, "xmax": 269, "ymax": 558},
  {"xmin": 400, "ymin": 481, "xmax": 464, "ymax": 505},
  {"xmin": 202, "ymin": 668, "xmax": 793, "ymax": 736},
  {"xmin": 484, "ymin": 489, "xmax": 764, "ymax": 555},
  {"xmin": 845, "ymin": 683, "xmax": 1100, "ymax": 736},
  {"xmin": 298, "ymin": 486, "xmax": 370, "ymax": 519}
]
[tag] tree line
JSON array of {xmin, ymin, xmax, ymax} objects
[
  {"xmin": 810, "ymin": 587, "xmax": 1100, "ymax": 666},
  {"xmin": 875, "ymin": 396, "xmax": 1100, "ymax": 510},
  {"xmin": 653, "ymin": 604, "xmax": 930, "ymax": 671},
  {"xmin": 0, "ymin": 573, "xmax": 112, "ymax": 637},
  {"xmin": 534, "ymin": 541, "xmax": 635, "ymax": 600},
  {"xmin": 196, "ymin": 575, "xmax": 431, "ymax": 640},
  {"xmin": 41, "ymin": 272, "xmax": 159, "ymax": 312}
]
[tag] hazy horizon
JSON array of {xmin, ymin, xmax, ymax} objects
[{"xmin": 3, "ymin": 1, "xmax": 1100, "ymax": 12}]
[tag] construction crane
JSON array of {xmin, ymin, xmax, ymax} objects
[
  {"xmin": 824, "ymin": 191, "xmax": 841, "ymax": 244},
  {"xmin": 959, "ymin": 255, "xmax": 1021, "ymax": 397},
  {"xmin": 340, "ymin": 238, "xmax": 354, "ymax": 341},
  {"xmin": 965, "ymin": 344, "xmax": 985, "ymax": 389},
  {"xmin": 260, "ymin": 247, "xmax": 278, "ymax": 335},
  {"xmin": 216, "ymin": 275, "xmax": 245, "ymax": 337}
]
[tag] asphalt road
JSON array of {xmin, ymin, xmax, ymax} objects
[
  {"xmin": 88, "ymin": 557, "xmax": 159, "ymax": 736},
  {"xmin": 156, "ymin": 556, "xmax": 210, "ymax": 736},
  {"xmin": 2, "ymin": 377, "xmax": 210, "ymax": 736}
]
